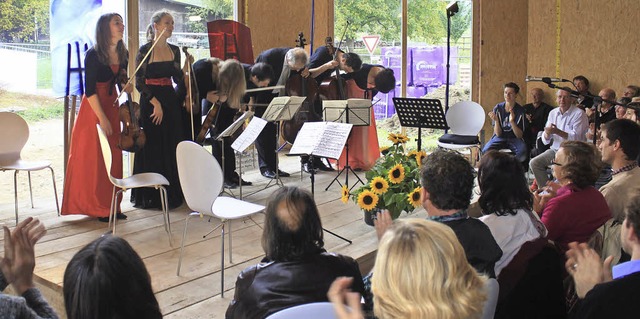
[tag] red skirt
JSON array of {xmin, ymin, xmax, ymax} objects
[{"xmin": 61, "ymin": 81, "xmax": 123, "ymax": 218}]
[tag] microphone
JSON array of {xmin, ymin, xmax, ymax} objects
[{"xmin": 525, "ymin": 76, "xmax": 569, "ymax": 83}]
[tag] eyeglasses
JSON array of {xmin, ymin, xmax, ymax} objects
[{"xmin": 551, "ymin": 161, "xmax": 563, "ymax": 166}]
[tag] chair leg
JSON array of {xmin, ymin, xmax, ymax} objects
[
  {"xmin": 159, "ymin": 186, "xmax": 172, "ymax": 246},
  {"xmin": 49, "ymin": 167, "xmax": 60, "ymax": 216},
  {"xmin": 28, "ymin": 171, "xmax": 34, "ymax": 208},
  {"xmin": 112, "ymin": 189, "xmax": 124, "ymax": 235},
  {"xmin": 108, "ymin": 186, "xmax": 116, "ymax": 231},
  {"xmin": 177, "ymin": 213, "xmax": 195, "ymax": 276},
  {"xmin": 14, "ymin": 170, "xmax": 19, "ymax": 226},
  {"xmin": 220, "ymin": 221, "xmax": 226, "ymax": 298},
  {"xmin": 228, "ymin": 219, "xmax": 233, "ymax": 264}
]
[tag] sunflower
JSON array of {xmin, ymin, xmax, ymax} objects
[
  {"xmin": 396, "ymin": 133, "xmax": 409, "ymax": 144},
  {"xmin": 408, "ymin": 186, "xmax": 422, "ymax": 207},
  {"xmin": 380, "ymin": 146, "xmax": 391, "ymax": 155},
  {"xmin": 388, "ymin": 164, "xmax": 406, "ymax": 184},
  {"xmin": 341, "ymin": 185, "xmax": 350, "ymax": 203},
  {"xmin": 407, "ymin": 150, "xmax": 419, "ymax": 157},
  {"xmin": 387, "ymin": 133, "xmax": 399, "ymax": 144},
  {"xmin": 370, "ymin": 176, "xmax": 389, "ymax": 195},
  {"xmin": 357, "ymin": 190, "xmax": 379, "ymax": 211},
  {"xmin": 415, "ymin": 151, "xmax": 427, "ymax": 167}
]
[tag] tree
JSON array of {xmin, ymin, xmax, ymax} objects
[
  {"xmin": 438, "ymin": 0, "xmax": 472, "ymax": 44},
  {"xmin": 408, "ymin": 0, "xmax": 447, "ymax": 44},
  {"xmin": 185, "ymin": 0, "xmax": 233, "ymax": 33},
  {"xmin": 0, "ymin": 0, "xmax": 49, "ymax": 43}
]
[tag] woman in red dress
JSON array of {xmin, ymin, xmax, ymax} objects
[{"xmin": 61, "ymin": 13, "xmax": 129, "ymax": 221}]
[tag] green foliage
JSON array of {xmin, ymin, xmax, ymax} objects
[
  {"xmin": 0, "ymin": 0, "xmax": 50, "ymax": 42},
  {"xmin": 335, "ymin": 0, "xmax": 401, "ymax": 44},
  {"xmin": 407, "ymin": 0, "xmax": 447, "ymax": 44},
  {"xmin": 438, "ymin": 0, "xmax": 472, "ymax": 43},
  {"xmin": 185, "ymin": 0, "xmax": 234, "ymax": 33}
]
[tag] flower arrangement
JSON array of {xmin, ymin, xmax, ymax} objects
[{"xmin": 341, "ymin": 133, "xmax": 426, "ymax": 219}]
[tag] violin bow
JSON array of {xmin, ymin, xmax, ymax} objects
[{"xmin": 114, "ymin": 28, "xmax": 167, "ymax": 104}]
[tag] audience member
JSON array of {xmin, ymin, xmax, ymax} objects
[
  {"xmin": 597, "ymin": 119, "xmax": 640, "ymax": 264},
  {"xmin": 226, "ymin": 187, "xmax": 364, "ymax": 318},
  {"xmin": 566, "ymin": 194, "xmax": 640, "ymax": 319},
  {"xmin": 0, "ymin": 217, "xmax": 57, "ymax": 319},
  {"xmin": 420, "ymin": 149, "xmax": 502, "ymax": 278},
  {"xmin": 478, "ymin": 151, "xmax": 547, "ymax": 276},
  {"xmin": 622, "ymin": 85, "xmax": 640, "ymax": 98},
  {"xmin": 615, "ymin": 97, "xmax": 631, "ymax": 119},
  {"xmin": 586, "ymin": 88, "xmax": 617, "ymax": 141},
  {"xmin": 63, "ymin": 236, "xmax": 162, "ymax": 319},
  {"xmin": 533, "ymin": 141, "xmax": 611, "ymax": 254},
  {"xmin": 329, "ymin": 219, "xmax": 487, "ymax": 319},
  {"xmin": 483, "ymin": 82, "xmax": 528, "ymax": 162},
  {"xmin": 530, "ymin": 89, "xmax": 589, "ymax": 188},
  {"xmin": 573, "ymin": 75, "xmax": 594, "ymax": 109},
  {"xmin": 627, "ymin": 97, "xmax": 640, "ymax": 123},
  {"xmin": 523, "ymin": 87, "xmax": 554, "ymax": 155}
]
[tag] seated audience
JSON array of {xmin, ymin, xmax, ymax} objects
[
  {"xmin": 573, "ymin": 75, "xmax": 594, "ymax": 109},
  {"xmin": 623, "ymin": 84, "xmax": 640, "ymax": 98},
  {"xmin": 586, "ymin": 88, "xmax": 617, "ymax": 141},
  {"xmin": 63, "ymin": 236, "xmax": 162, "ymax": 319},
  {"xmin": 530, "ymin": 89, "xmax": 589, "ymax": 189},
  {"xmin": 483, "ymin": 82, "xmax": 528, "ymax": 162},
  {"xmin": 533, "ymin": 141, "xmax": 611, "ymax": 254},
  {"xmin": 226, "ymin": 187, "xmax": 364, "ymax": 318},
  {"xmin": 329, "ymin": 218, "xmax": 487, "ymax": 319},
  {"xmin": 478, "ymin": 151, "xmax": 547, "ymax": 277},
  {"xmin": 421, "ymin": 149, "xmax": 502, "ymax": 278},
  {"xmin": 615, "ymin": 97, "xmax": 631, "ymax": 119},
  {"xmin": 523, "ymin": 87, "xmax": 554, "ymax": 155},
  {"xmin": 0, "ymin": 217, "xmax": 57, "ymax": 319},
  {"xmin": 627, "ymin": 97, "xmax": 640, "ymax": 123},
  {"xmin": 597, "ymin": 119, "xmax": 640, "ymax": 265},
  {"xmin": 566, "ymin": 194, "xmax": 640, "ymax": 319}
]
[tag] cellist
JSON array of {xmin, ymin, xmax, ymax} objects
[{"xmin": 252, "ymin": 47, "xmax": 311, "ymax": 179}]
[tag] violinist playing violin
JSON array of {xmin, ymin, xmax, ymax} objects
[
  {"xmin": 62, "ymin": 13, "xmax": 131, "ymax": 222},
  {"xmin": 193, "ymin": 57, "xmax": 248, "ymax": 188},
  {"xmin": 252, "ymin": 47, "xmax": 311, "ymax": 179}
]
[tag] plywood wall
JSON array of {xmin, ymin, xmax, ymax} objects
[
  {"xmin": 475, "ymin": 0, "xmax": 529, "ymax": 140},
  {"xmin": 239, "ymin": 0, "xmax": 332, "ymax": 57},
  {"xmin": 526, "ymin": 0, "xmax": 640, "ymax": 102}
]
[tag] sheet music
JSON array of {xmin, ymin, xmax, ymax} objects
[
  {"xmin": 262, "ymin": 96, "xmax": 290, "ymax": 121},
  {"xmin": 322, "ymin": 99, "xmax": 371, "ymax": 126},
  {"xmin": 231, "ymin": 117, "xmax": 267, "ymax": 152},
  {"xmin": 216, "ymin": 111, "xmax": 254, "ymax": 139},
  {"xmin": 323, "ymin": 100, "xmax": 348, "ymax": 123},
  {"xmin": 278, "ymin": 96, "xmax": 306, "ymax": 121},
  {"xmin": 288, "ymin": 122, "xmax": 353, "ymax": 159},
  {"xmin": 314, "ymin": 122, "xmax": 352, "ymax": 159}
]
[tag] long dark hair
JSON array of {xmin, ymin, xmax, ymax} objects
[
  {"xmin": 94, "ymin": 13, "xmax": 128, "ymax": 66},
  {"xmin": 63, "ymin": 236, "xmax": 162, "ymax": 319},
  {"xmin": 261, "ymin": 187, "xmax": 325, "ymax": 261},
  {"xmin": 478, "ymin": 150, "xmax": 533, "ymax": 216}
]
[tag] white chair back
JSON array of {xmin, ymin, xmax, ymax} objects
[
  {"xmin": 176, "ymin": 141, "xmax": 224, "ymax": 214},
  {"xmin": 266, "ymin": 302, "xmax": 339, "ymax": 319},
  {"xmin": 481, "ymin": 278, "xmax": 500, "ymax": 319},
  {"xmin": 0, "ymin": 112, "xmax": 29, "ymax": 165},
  {"xmin": 446, "ymin": 101, "xmax": 486, "ymax": 136}
]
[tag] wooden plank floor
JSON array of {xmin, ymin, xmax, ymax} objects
[{"xmin": 0, "ymin": 154, "xmax": 427, "ymax": 319}]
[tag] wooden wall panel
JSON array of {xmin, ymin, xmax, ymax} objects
[
  {"xmin": 476, "ymin": 0, "xmax": 528, "ymax": 141},
  {"xmin": 239, "ymin": 0, "xmax": 332, "ymax": 57},
  {"xmin": 525, "ymin": 0, "xmax": 556, "ymax": 104}
]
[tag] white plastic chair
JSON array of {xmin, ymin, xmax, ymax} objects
[
  {"xmin": 96, "ymin": 124, "xmax": 171, "ymax": 243},
  {"xmin": 437, "ymin": 101, "xmax": 486, "ymax": 164},
  {"xmin": 481, "ymin": 278, "xmax": 500, "ymax": 319},
  {"xmin": 175, "ymin": 140, "xmax": 265, "ymax": 297},
  {"xmin": 266, "ymin": 302, "xmax": 340, "ymax": 319},
  {"xmin": 0, "ymin": 112, "xmax": 59, "ymax": 225}
]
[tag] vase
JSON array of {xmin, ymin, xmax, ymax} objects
[{"xmin": 363, "ymin": 208, "xmax": 383, "ymax": 226}]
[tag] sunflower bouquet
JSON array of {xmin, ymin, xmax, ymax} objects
[{"xmin": 341, "ymin": 133, "xmax": 426, "ymax": 220}]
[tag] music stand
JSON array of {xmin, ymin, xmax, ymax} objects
[
  {"xmin": 261, "ymin": 96, "xmax": 306, "ymax": 189},
  {"xmin": 392, "ymin": 98, "xmax": 448, "ymax": 151},
  {"xmin": 216, "ymin": 111, "xmax": 254, "ymax": 199},
  {"xmin": 323, "ymin": 99, "xmax": 371, "ymax": 191}
]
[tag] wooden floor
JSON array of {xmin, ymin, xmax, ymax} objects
[{"xmin": 0, "ymin": 154, "xmax": 428, "ymax": 319}]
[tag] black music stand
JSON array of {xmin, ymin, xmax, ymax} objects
[
  {"xmin": 323, "ymin": 99, "xmax": 370, "ymax": 191},
  {"xmin": 392, "ymin": 98, "xmax": 449, "ymax": 151},
  {"xmin": 215, "ymin": 111, "xmax": 254, "ymax": 199}
]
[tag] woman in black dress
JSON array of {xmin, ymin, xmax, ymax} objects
[{"xmin": 131, "ymin": 10, "xmax": 186, "ymax": 209}]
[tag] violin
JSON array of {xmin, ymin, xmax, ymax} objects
[
  {"xmin": 196, "ymin": 99, "xmax": 221, "ymax": 145},
  {"xmin": 116, "ymin": 69, "xmax": 146, "ymax": 152},
  {"xmin": 281, "ymin": 32, "xmax": 321, "ymax": 144},
  {"xmin": 182, "ymin": 47, "xmax": 200, "ymax": 141}
]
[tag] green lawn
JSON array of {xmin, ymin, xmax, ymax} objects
[{"xmin": 37, "ymin": 55, "xmax": 53, "ymax": 89}]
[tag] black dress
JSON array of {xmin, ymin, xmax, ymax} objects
[
  {"xmin": 131, "ymin": 42, "xmax": 185, "ymax": 209},
  {"xmin": 341, "ymin": 63, "xmax": 381, "ymax": 97}
]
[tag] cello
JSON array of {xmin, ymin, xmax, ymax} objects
[
  {"xmin": 115, "ymin": 69, "xmax": 146, "ymax": 152},
  {"xmin": 280, "ymin": 32, "xmax": 321, "ymax": 144},
  {"xmin": 318, "ymin": 37, "xmax": 349, "ymax": 101},
  {"xmin": 182, "ymin": 47, "xmax": 200, "ymax": 141}
]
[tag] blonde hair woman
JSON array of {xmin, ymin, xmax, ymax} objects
[{"xmin": 329, "ymin": 218, "xmax": 487, "ymax": 319}]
